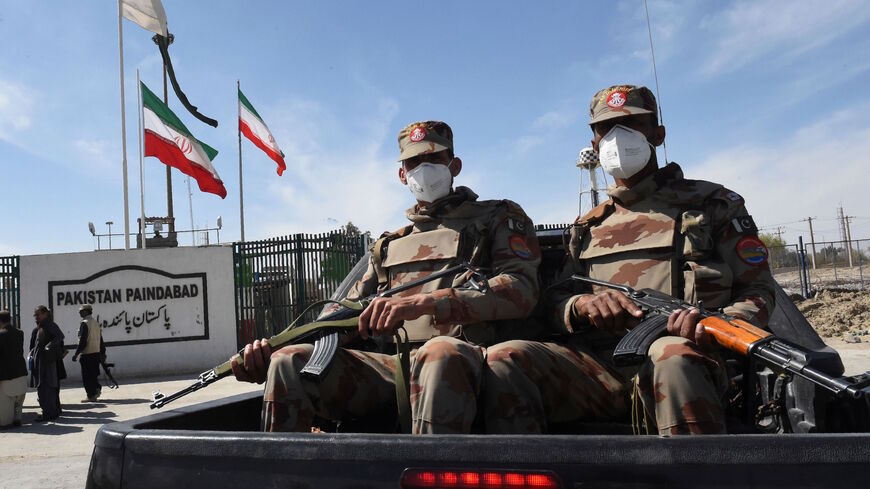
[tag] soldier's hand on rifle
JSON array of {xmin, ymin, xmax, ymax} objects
[
  {"xmin": 359, "ymin": 294, "xmax": 437, "ymax": 339},
  {"xmin": 231, "ymin": 338, "xmax": 272, "ymax": 384},
  {"xmin": 573, "ymin": 290, "xmax": 644, "ymax": 331},
  {"xmin": 666, "ymin": 308, "xmax": 712, "ymax": 348}
]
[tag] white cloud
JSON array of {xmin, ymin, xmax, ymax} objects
[
  {"xmin": 73, "ymin": 138, "xmax": 118, "ymax": 174},
  {"xmin": 532, "ymin": 109, "xmax": 576, "ymax": 132},
  {"xmin": 511, "ymin": 99, "xmax": 581, "ymax": 154},
  {"xmin": 690, "ymin": 104, "xmax": 870, "ymax": 244},
  {"xmin": 0, "ymin": 78, "xmax": 36, "ymax": 141},
  {"xmin": 699, "ymin": 0, "xmax": 870, "ymax": 76},
  {"xmin": 246, "ymin": 95, "xmax": 409, "ymax": 239}
]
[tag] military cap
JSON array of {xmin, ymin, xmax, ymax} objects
[
  {"xmin": 397, "ymin": 120, "xmax": 453, "ymax": 161},
  {"xmin": 79, "ymin": 304, "xmax": 93, "ymax": 313},
  {"xmin": 589, "ymin": 84, "xmax": 657, "ymax": 125}
]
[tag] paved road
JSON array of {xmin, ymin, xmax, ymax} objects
[
  {"xmin": 3, "ymin": 347, "xmax": 870, "ymax": 489},
  {"xmin": 0, "ymin": 373, "xmax": 262, "ymax": 489}
]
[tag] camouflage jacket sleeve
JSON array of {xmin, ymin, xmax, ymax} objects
[
  {"xmin": 548, "ymin": 224, "xmax": 591, "ymax": 334},
  {"xmin": 429, "ymin": 203, "xmax": 541, "ymax": 325},
  {"xmin": 707, "ymin": 189, "xmax": 776, "ymax": 327}
]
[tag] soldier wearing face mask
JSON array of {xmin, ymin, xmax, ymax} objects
[
  {"xmin": 483, "ymin": 85, "xmax": 776, "ymax": 435},
  {"xmin": 232, "ymin": 120, "xmax": 543, "ymax": 434}
]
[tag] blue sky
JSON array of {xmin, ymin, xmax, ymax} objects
[{"xmin": 1, "ymin": 0, "xmax": 870, "ymax": 255}]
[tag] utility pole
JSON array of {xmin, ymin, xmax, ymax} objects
[
  {"xmin": 802, "ymin": 217, "xmax": 818, "ymax": 269},
  {"xmin": 775, "ymin": 226, "xmax": 784, "ymax": 243},
  {"xmin": 837, "ymin": 206, "xmax": 848, "ymax": 270},
  {"xmin": 845, "ymin": 215, "xmax": 855, "ymax": 268}
]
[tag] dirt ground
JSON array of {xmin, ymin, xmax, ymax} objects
[{"xmin": 796, "ymin": 289, "xmax": 870, "ymax": 340}]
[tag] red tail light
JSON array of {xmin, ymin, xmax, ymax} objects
[{"xmin": 401, "ymin": 469, "xmax": 560, "ymax": 489}]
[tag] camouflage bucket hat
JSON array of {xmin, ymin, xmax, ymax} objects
[
  {"xmin": 589, "ymin": 85, "xmax": 657, "ymax": 125},
  {"xmin": 397, "ymin": 120, "xmax": 453, "ymax": 161}
]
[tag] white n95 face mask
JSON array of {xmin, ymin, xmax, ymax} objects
[
  {"xmin": 406, "ymin": 160, "xmax": 454, "ymax": 203},
  {"xmin": 598, "ymin": 125, "xmax": 653, "ymax": 179}
]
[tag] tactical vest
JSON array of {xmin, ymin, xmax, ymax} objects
[
  {"xmin": 370, "ymin": 199, "xmax": 521, "ymax": 345},
  {"xmin": 571, "ymin": 179, "xmax": 733, "ymax": 310},
  {"xmin": 80, "ymin": 316, "xmax": 101, "ymax": 355}
]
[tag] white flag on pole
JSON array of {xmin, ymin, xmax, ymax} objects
[{"xmin": 121, "ymin": 0, "xmax": 168, "ymax": 37}]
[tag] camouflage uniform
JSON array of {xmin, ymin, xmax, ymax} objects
[
  {"xmin": 263, "ymin": 121, "xmax": 542, "ymax": 434},
  {"xmin": 485, "ymin": 162, "xmax": 776, "ymax": 435}
]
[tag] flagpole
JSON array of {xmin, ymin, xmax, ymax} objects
[
  {"xmin": 187, "ymin": 177, "xmax": 195, "ymax": 245},
  {"xmin": 117, "ymin": 0, "xmax": 130, "ymax": 250},
  {"xmin": 137, "ymin": 69, "xmax": 147, "ymax": 250},
  {"xmin": 238, "ymin": 80, "xmax": 245, "ymax": 242}
]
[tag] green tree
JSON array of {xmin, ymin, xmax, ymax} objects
[
  {"xmin": 760, "ymin": 232, "xmax": 797, "ymax": 268},
  {"xmin": 759, "ymin": 233, "xmax": 786, "ymax": 248},
  {"xmin": 320, "ymin": 221, "xmax": 368, "ymax": 285}
]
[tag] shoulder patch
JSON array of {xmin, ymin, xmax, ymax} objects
[
  {"xmin": 736, "ymin": 236, "xmax": 768, "ymax": 266},
  {"xmin": 506, "ymin": 217, "xmax": 527, "ymax": 234},
  {"xmin": 732, "ymin": 215, "xmax": 758, "ymax": 234},
  {"xmin": 709, "ymin": 187, "xmax": 745, "ymax": 207},
  {"xmin": 509, "ymin": 235, "xmax": 533, "ymax": 259}
]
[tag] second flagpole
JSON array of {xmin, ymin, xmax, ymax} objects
[
  {"xmin": 137, "ymin": 69, "xmax": 147, "ymax": 249},
  {"xmin": 238, "ymin": 80, "xmax": 245, "ymax": 242}
]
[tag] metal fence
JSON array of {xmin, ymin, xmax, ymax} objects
[
  {"xmin": 0, "ymin": 256, "xmax": 20, "ymax": 328},
  {"xmin": 233, "ymin": 232, "xmax": 369, "ymax": 349},
  {"xmin": 770, "ymin": 239, "xmax": 869, "ymax": 293}
]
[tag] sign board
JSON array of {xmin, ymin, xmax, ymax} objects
[
  {"xmin": 48, "ymin": 265, "xmax": 209, "ymax": 347},
  {"xmin": 20, "ymin": 246, "xmax": 235, "ymax": 380}
]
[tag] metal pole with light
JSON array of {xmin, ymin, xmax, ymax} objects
[
  {"xmin": 106, "ymin": 221, "xmax": 114, "ymax": 249},
  {"xmin": 89, "ymin": 222, "xmax": 99, "ymax": 250}
]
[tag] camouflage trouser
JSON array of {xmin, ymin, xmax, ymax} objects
[
  {"xmin": 483, "ymin": 336, "xmax": 728, "ymax": 435},
  {"xmin": 262, "ymin": 336, "xmax": 485, "ymax": 434}
]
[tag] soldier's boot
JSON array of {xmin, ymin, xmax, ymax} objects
[
  {"xmin": 637, "ymin": 336, "xmax": 728, "ymax": 435},
  {"xmin": 410, "ymin": 336, "xmax": 485, "ymax": 434}
]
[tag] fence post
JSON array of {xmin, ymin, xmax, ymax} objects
[
  {"xmin": 859, "ymin": 243, "xmax": 865, "ymax": 292},
  {"xmin": 832, "ymin": 247, "xmax": 838, "ymax": 287},
  {"xmin": 294, "ymin": 234, "xmax": 306, "ymax": 319},
  {"xmin": 232, "ymin": 243, "xmax": 241, "ymax": 349},
  {"xmin": 797, "ymin": 236, "xmax": 810, "ymax": 299}
]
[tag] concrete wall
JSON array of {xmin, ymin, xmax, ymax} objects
[{"xmin": 20, "ymin": 246, "xmax": 236, "ymax": 381}]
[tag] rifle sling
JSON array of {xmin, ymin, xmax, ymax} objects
[
  {"xmin": 266, "ymin": 301, "xmax": 364, "ymax": 351},
  {"xmin": 393, "ymin": 326, "xmax": 412, "ymax": 434}
]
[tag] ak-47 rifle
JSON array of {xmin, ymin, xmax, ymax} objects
[
  {"xmin": 100, "ymin": 357, "xmax": 119, "ymax": 389},
  {"xmin": 151, "ymin": 262, "xmax": 488, "ymax": 409},
  {"xmin": 570, "ymin": 275, "xmax": 870, "ymax": 402}
]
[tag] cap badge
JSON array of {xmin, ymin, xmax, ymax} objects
[
  {"xmin": 606, "ymin": 91, "xmax": 627, "ymax": 108},
  {"xmin": 409, "ymin": 126, "xmax": 427, "ymax": 142}
]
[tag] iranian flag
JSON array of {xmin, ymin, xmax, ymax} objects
[
  {"xmin": 239, "ymin": 89, "xmax": 286, "ymax": 176},
  {"xmin": 141, "ymin": 82, "xmax": 226, "ymax": 198}
]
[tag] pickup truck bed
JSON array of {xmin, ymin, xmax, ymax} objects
[
  {"xmin": 87, "ymin": 389, "xmax": 870, "ymax": 489},
  {"xmin": 87, "ymin": 232, "xmax": 870, "ymax": 488}
]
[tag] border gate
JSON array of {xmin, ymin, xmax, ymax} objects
[
  {"xmin": 0, "ymin": 256, "xmax": 20, "ymax": 328},
  {"xmin": 232, "ymin": 232, "xmax": 368, "ymax": 349}
]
